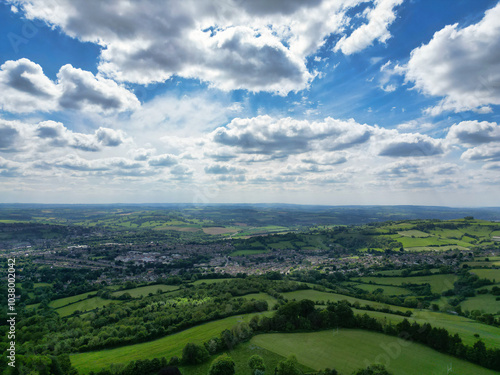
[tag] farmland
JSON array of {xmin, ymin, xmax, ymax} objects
[
  {"xmin": 70, "ymin": 311, "xmax": 273, "ymax": 374},
  {"xmin": 251, "ymin": 330, "xmax": 497, "ymax": 375},
  {"xmin": 357, "ymin": 274, "xmax": 459, "ymax": 294}
]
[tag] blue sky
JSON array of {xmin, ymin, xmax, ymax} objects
[{"xmin": 0, "ymin": 0, "xmax": 499, "ymax": 205}]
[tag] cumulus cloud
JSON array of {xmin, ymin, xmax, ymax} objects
[
  {"xmin": 9, "ymin": 0, "xmax": 403, "ymax": 94},
  {"xmin": 211, "ymin": 115, "xmax": 372, "ymax": 158},
  {"xmin": 204, "ymin": 164, "xmax": 246, "ymax": 175},
  {"xmin": 0, "ymin": 120, "xmax": 22, "ymax": 151},
  {"xmin": 128, "ymin": 148, "xmax": 155, "ymax": 161},
  {"xmin": 0, "ymin": 59, "xmax": 139, "ymax": 114},
  {"xmin": 301, "ymin": 152, "xmax": 348, "ymax": 165},
  {"xmin": 95, "ymin": 127, "xmax": 126, "ymax": 147},
  {"xmin": 0, "ymin": 58, "xmax": 59, "ymax": 113},
  {"xmin": 0, "ymin": 156, "xmax": 23, "ymax": 177},
  {"xmin": 334, "ymin": 0, "xmax": 404, "ymax": 55},
  {"xmin": 461, "ymin": 144, "xmax": 500, "ymax": 162},
  {"xmin": 57, "ymin": 65, "xmax": 140, "ymax": 113},
  {"xmin": 446, "ymin": 121, "xmax": 500, "ymax": 146},
  {"xmin": 378, "ymin": 133, "xmax": 444, "ymax": 157},
  {"xmin": 148, "ymin": 154, "xmax": 178, "ymax": 167},
  {"xmin": 0, "ymin": 118, "xmax": 129, "ymax": 153},
  {"xmin": 404, "ymin": 2, "xmax": 500, "ymax": 115}
]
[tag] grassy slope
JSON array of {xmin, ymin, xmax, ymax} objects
[
  {"xmin": 240, "ymin": 293, "xmax": 278, "ymax": 309},
  {"xmin": 461, "ymin": 294, "xmax": 500, "ymax": 315},
  {"xmin": 357, "ymin": 274, "xmax": 459, "ymax": 294},
  {"xmin": 70, "ymin": 311, "xmax": 272, "ymax": 374},
  {"xmin": 56, "ymin": 297, "xmax": 122, "ymax": 317},
  {"xmin": 111, "ymin": 284, "xmax": 179, "ymax": 298},
  {"xmin": 251, "ymin": 330, "xmax": 498, "ymax": 375},
  {"xmin": 49, "ymin": 292, "xmax": 97, "ymax": 309},
  {"xmin": 282, "ymin": 289, "xmax": 413, "ymax": 313},
  {"xmin": 353, "ymin": 309, "xmax": 500, "ymax": 349},
  {"xmin": 179, "ymin": 341, "xmax": 313, "ymax": 375}
]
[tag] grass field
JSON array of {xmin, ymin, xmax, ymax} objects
[
  {"xmin": 281, "ymin": 289, "xmax": 413, "ymax": 313},
  {"xmin": 352, "ymin": 308, "xmax": 500, "ymax": 349},
  {"xmin": 357, "ymin": 274, "xmax": 459, "ymax": 294},
  {"xmin": 347, "ymin": 283, "xmax": 411, "ymax": 296},
  {"xmin": 202, "ymin": 227, "xmax": 239, "ymax": 235},
  {"xmin": 191, "ymin": 278, "xmax": 241, "ymax": 286},
  {"xmin": 111, "ymin": 284, "xmax": 179, "ymax": 298},
  {"xmin": 49, "ymin": 292, "xmax": 97, "ymax": 309},
  {"xmin": 251, "ymin": 330, "xmax": 498, "ymax": 375},
  {"xmin": 56, "ymin": 297, "xmax": 122, "ymax": 317},
  {"xmin": 70, "ymin": 311, "xmax": 272, "ymax": 374},
  {"xmin": 240, "ymin": 293, "xmax": 278, "ymax": 309},
  {"xmin": 34, "ymin": 282, "xmax": 52, "ymax": 288},
  {"xmin": 470, "ymin": 269, "xmax": 500, "ymax": 282},
  {"xmin": 461, "ymin": 294, "xmax": 500, "ymax": 315},
  {"xmin": 179, "ymin": 341, "xmax": 313, "ymax": 375}
]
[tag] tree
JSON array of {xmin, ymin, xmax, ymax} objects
[
  {"xmin": 248, "ymin": 355, "xmax": 265, "ymax": 373},
  {"xmin": 208, "ymin": 354, "xmax": 235, "ymax": 375},
  {"xmin": 181, "ymin": 343, "xmax": 209, "ymax": 365},
  {"xmin": 158, "ymin": 367, "xmax": 182, "ymax": 375},
  {"xmin": 276, "ymin": 355, "xmax": 303, "ymax": 375},
  {"xmin": 353, "ymin": 364, "xmax": 393, "ymax": 375}
]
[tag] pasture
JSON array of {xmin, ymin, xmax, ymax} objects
[
  {"xmin": 49, "ymin": 292, "xmax": 97, "ymax": 309},
  {"xmin": 240, "ymin": 292, "xmax": 278, "ymax": 309},
  {"xmin": 357, "ymin": 274, "xmax": 459, "ymax": 294},
  {"xmin": 111, "ymin": 284, "xmax": 179, "ymax": 298},
  {"xmin": 353, "ymin": 309, "xmax": 500, "ymax": 349},
  {"xmin": 70, "ymin": 311, "xmax": 272, "ymax": 374},
  {"xmin": 281, "ymin": 289, "xmax": 413, "ymax": 313},
  {"xmin": 470, "ymin": 268, "xmax": 500, "ymax": 282},
  {"xmin": 461, "ymin": 294, "xmax": 500, "ymax": 315},
  {"xmin": 251, "ymin": 330, "xmax": 497, "ymax": 375},
  {"xmin": 56, "ymin": 297, "xmax": 121, "ymax": 317}
]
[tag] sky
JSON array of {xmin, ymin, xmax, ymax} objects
[{"xmin": 0, "ymin": 0, "xmax": 499, "ymax": 206}]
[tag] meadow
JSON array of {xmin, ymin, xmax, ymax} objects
[
  {"xmin": 357, "ymin": 274, "xmax": 459, "ymax": 294},
  {"xmin": 111, "ymin": 284, "xmax": 179, "ymax": 298},
  {"xmin": 251, "ymin": 330, "xmax": 498, "ymax": 375},
  {"xmin": 281, "ymin": 289, "xmax": 413, "ymax": 313},
  {"xmin": 70, "ymin": 311, "xmax": 272, "ymax": 374}
]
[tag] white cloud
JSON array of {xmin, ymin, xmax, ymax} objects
[
  {"xmin": 9, "ymin": 0, "xmax": 403, "ymax": 94},
  {"xmin": 446, "ymin": 120, "xmax": 500, "ymax": 146},
  {"xmin": 461, "ymin": 144, "xmax": 500, "ymax": 162},
  {"xmin": 334, "ymin": 0, "xmax": 404, "ymax": 55},
  {"xmin": 0, "ymin": 59, "xmax": 139, "ymax": 114},
  {"xmin": 0, "ymin": 58, "xmax": 59, "ymax": 113},
  {"xmin": 404, "ymin": 2, "xmax": 500, "ymax": 115},
  {"xmin": 377, "ymin": 133, "xmax": 444, "ymax": 157},
  {"xmin": 57, "ymin": 65, "xmax": 140, "ymax": 113},
  {"xmin": 211, "ymin": 115, "xmax": 373, "ymax": 158},
  {"xmin": 148, "ymin": 154, "xmax": 179, "ymax": 167}
]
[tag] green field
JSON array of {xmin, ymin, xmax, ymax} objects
[
  {"xmin": 357, "ymin": 274, "xmax": 459, "ymax": 294},
  {"xmin": 470, "ymin": 269, "xmax": 500, "ymax": 282},
  {"xmin": 461, "ymin": 294, "xmax": 500, "ymax": 315},
  {"xmin": 282, "ymin": 289, "xmax": 412, "ymax": 313},
  {"xmin": 251, "ymin": 330, "xmax": 498, "ymax": 375},
  {"xmin": 240, "ymin": 293, "xmax": 278, "ymax": 309},
  {"xmin": 353, "ymin": 308, "xmax": 500, "ymax": 349},
  {"xmin": 71, "ymin": 311, "xmax": 272, "ymax": 374},
  {"xmin": 111, "ymin": 284, "xmax": 179, "ymax": 298},
  {"xmin": 347, "ymin": 283, "xmax": 411, "ymax": 296},
  {"xmin": 49, "ymin": 292, "xmax": 97, "ymax": 309},
  {"xmin": 34, "ymin": 282, "xmax": 52, "ymax": 288},
  {"xmin": 191, "ymin": 278, "xmax": 241, "ymax": 286},
  {"xmin": 56, "ymin": 297, "xmax": 122, "ymax": 317},
  {"xmin": 179, "ymin": 341, "xmax": 313, "ymax": 375}
]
